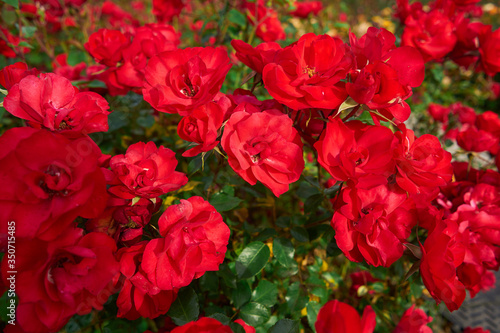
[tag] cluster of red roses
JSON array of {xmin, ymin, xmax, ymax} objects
[
  {"xmin": 0, "ymin": 62, "xmax": 231, "ymax": 332},
  {"xmin": 396, "ymin": 0, "xmax": 500, "ymax": 76}
]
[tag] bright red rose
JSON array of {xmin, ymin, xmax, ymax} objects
[
  {"xmin": 1, "ymin": 229, "xmax": 119, "ymax": 332},
  {"xmin": 171, "ymin": 317, "xmax": 233, "ymax": 333},
  {"xmin": 116, "ymin": 242, "xmax": 178, "ymax": 320},
  {"xmin": 315, "ymin": 300, "xmax": 376, "ymax": 333},
  {"xmin": 85, "ymin": 28, "xmax": 130, "ymax": 67},
  {"xmin": 129, "ymin": 23, "xmax": 180, "ymax": 58},
  {"xmin": 315, "ymin": 118, "xmax": 396, "ymax": 189},
  {"xmin": 3, "ymin": 73, "xmax": 111, "ymax": 134},
  {"xmin": 0, "ymin": 128, "xmax": 108, "ymax": 240},
  {"xmin": 263, "ymin": 33, "xmax": 352, "ymax": 110},
  {"xmin": 478, "ymin": 27, "xmax": 500, "ymax": 76},
  {"xmin": 0, "ymin": 62, "xmax": 39, "ymax": 90},
  {"xmin": 332, "ymin": 184, "xmax": 414, "ymax": 267},
  {"xmin": 142, "ymin": 197, "xmax": 230, "ymax": 290},
  {"xmin": 427, "ymin": 103, "xmax": 450, "ymax": 123},
  {"xmin": 178, "ymin": 100, "xmax": 225, "ymax": 157},
  {"xmin": 394, "ymin": 127, "xmax": 453, "ymax": 196},
  {"xmin": 290, "ymin": 1, "xmax": 323, "ymax": 18},
  {"xmin": 393, "ymin": 305, "xmax": 433, "ymax": 333},
  {"xmin": 419, "ymin": 219, "xmax": 466, "ymax": 311},
  {"xmin": 108, "ymin": 141, "xmax": 188, "ymax": 199},
  {"xmin": 143, "ymin": 47, "xmax": 232, "ymax": 115},
  {"xmin": 243, "ymin": 0, "xmax": 285, "ymax": 42},
  {"xmin": 402, "ymin": 10, "xmax": 457, "ymax": 62},
  {"xmin": 221, "ymin": 109, "xmax": 304, "ymax": 197},
  {"xmin": 456, "ymin": 126, "xmax": 498, "ymax": 153},
  {"xmin": 231, "ymin": 40, "xmax": 281, "ymax": 74}
]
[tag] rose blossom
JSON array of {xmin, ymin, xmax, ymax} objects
[{"xmin": 221, "ymin": 108, "xmax": 304, "ymax": 197}]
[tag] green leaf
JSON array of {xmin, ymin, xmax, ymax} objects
[
  {"xmin": 306, "ymin": 301, "xmax": 321, "ymax": 332},
  {"xmin": 304, "ymin": 193, "xmax": 324, "ymax": 214},
  {"xmin": 269, "ymin": 319, "xmax": 300, "ymax": 333},
  {"xmin": 232, "ymin": 281, "xmax": 252, "ymax": 308},
  {"xmin": 209, "ymin": 185, "xmax": 242, "ymax": 212},
  {"xmin": 253, "ymin": 228, "xmax": 278, "ymax": 242},
  {"xmin": 235, "ymin": 241, "xmax": 270, "ymax": 279},
  {"xmin": 136, "ymin": 114, "xmax": 155, "ymax": 128},
  {"xmin": 239, "ymin": 302, "xmax": 271, "ymax": 326},
  {"xmin": 209, "ymin": 313, "xmax": 230, "ymax": 325},
  {"xmin": 230, "ymin": 322, "xmax": 247, "ymax": 333},
  {"xmin": 1, "ymin": 0, "xmax": 19, "ymax": 9},
  {"xmin": 18, "ymin": 41, "xmax": 34, "ymax": 49},
  {"xmin": 273, "ymin": 237, "xmax": 295, "ymax": 267},
  {"xmin": 251, "ymin": 280, "xmax": 278, "ymax": 307},
  {"xmin": 21, "ymin": 26, "xmax": 37, "ymax": 38},
  {"xmin": 166, "ymin": 287, "xmax": 199, "ymax": 325},
  {"xmin": 291, "ymin": 226, "xmax": 309, "ymax": 242},
  {"xmin": 107, "ymin": 110, "xmax": 129, "ymax": 131},
  {"xmin": 228, "ymin": 8, "xmax": 246, "ymax": 27}
]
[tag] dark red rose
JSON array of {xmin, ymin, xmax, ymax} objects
[
  {"xmin": 231, "ymin": 40, "xmax": 281, "ymax": 74},
  {"xmin": 221, "ymin": 109, "xmax": 304, "ymax": 197},
  {"xmin": 4, "ymin": 73, "xmax": 111, "ymax": 134},
  {"xmin": 463, "ymin": 327, "xmax": 491, "ymax": 333},
  {"xmin": 419, "ymin": 219, "xmax": 466, "ymax": 311},
  {"xmin": 479, "ymin": 27, "xmax": 500, "ymax": 76},
  {"xmin": 0, "ymin": 128, "xmax": 108, "ymax": 240},
  {"xmin": 402, "ymin": 10, "xmax": 457, "ymax": 62},
  {"xmin": 315, "ymin": 118, "xmax": 396, "ymax": 189},
  {"xmin": 178, "ymin": 100, "xmax": 225, "ymax": 157},
  {"xmin": 116, "ymin": 242, "xmax": 177, "ymax": 320},
  {"xmin": 0, "ymin": 62, "xmax": 39, "ymax": 90},
  {"xmin": 108, "ymin": 141, "xmax": 188, "ymax": 199},
  {"xmin": 262, "ymin": 33, "xmax": 353, "ymax": 110},
  {"xmin": 393, "ymin": 305, "xmax": 433, "ymax": 333},
  {"xmin": 85, "ymin": 28, "xmax": 130, "ymax": 67},
  {"xmin": 315, "ymin": 300, "xmax": 376, "ymax": 333},
  {"xmin": 143, "ymin": 47, "xmax": 232, "ymax": 115},
  {"xmin": 1, "ymin": 229, "xmax": 119, "ymax": 332},
  {"xmin": 290, "ymin": 1, "xmax": 322, "ymax": 18},
  {"xmin": 142, "ymin": 197, "xmax": 230, "ymax": 290},
  {"xmin": 170, "ymin": 317, "xmax": 233, "ymax": 333}
]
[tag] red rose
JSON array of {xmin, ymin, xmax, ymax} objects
[
  {"xmin": 290, "ymin": 1, "xmax": 323, "ymax": 18},
  {"xmin": 178, "ymin": 100, "xmax": 225, "ymax": 157},
  {"xmin": 262, "ymin": 33, "xmax": 353, "ymax": 110},
  {"xmin": 85, "ymin": 28, "xmax": 130, "ymax": 67},
  {"xmin": 479, "ymin": 27, "xmax": 500, "ymax": 76},
  {"xmin": 243, "ymin": 0, "xmax": 285, "ymax": 42},
  {"xmin": 171, "ymin": 317, "xmax": 233, "ymax": 333},
  {"xmin": 142, "ymin": 197, "xmax": 230, "ymax": 290},
  {"xmin": 331, "ymin": 184, "xmax": 414, "ymax": 267},
  {"xmin": 116, "ymin": 242, "xmax": 178, "ymax": 319},
  {"xmin": 231, "ymin": 40, "xmax": 281, "ymax": 74},
  {"xmin": 0, "ymin": 62, "xmax": 39, "ymax": 90},
  {"xmin": 153, "ymin": 0, "xmax": 186, "ymax": 23},
  {"xmin": 1, "ymin": 229, "xmax": 119, "ymax": 332},
  {"xmin": 393, "ymin": 305, "xmax": 433, "ymax": 333},
  {"xmin": 402, "ymin": 10, "xmax": 457, "ymax": 62},
  {"xmin": 52, "ymin": 54, "xmax": 86, "ymax": 81},
  {"xmin": 315, "ymin": 118, "xmax": 396, "ymax": 189},
  {"xmin": 143, "ymin": 47, "xmax": 232, "ymax": 115},
  {"xmin": 235, "ymin": 319, "xmax": 256, "ymax": 333},
  {"xmin": 0, "ymin": 128, "xmax": 108, "ymax": 240},
  {"xmin": 394, "ymin": 127, "xmax": 453, "ymax": 196},
  {"xmin": 463, "ymin": 327, "xmax": 491, "ymax": 333},
  {"xmin": 4, "ymin": 73, "xmax": 111, "ymax": 134},
  {"xmin": 419, "ymin": 219, "xmax": 467, "ymax": 311},
  {"xmin": 221, "ymin": 109, "xmax": 304, "ymax": 197},
  {"xmin": 456, "ymin": 125, "xmax": 498, "ymax": 153},
  {"xmin": 315, "ymin": 300, "xmax": 376, "ymax": 333},
  {"xmin": 108, "ymin": 141, "xmax": 188, "ymax": 199}
]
